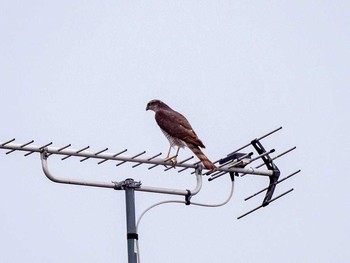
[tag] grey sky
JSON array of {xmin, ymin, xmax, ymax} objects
[{"xmin": 1, "ymin": 1, "xmax": 349, "ymax": 262}]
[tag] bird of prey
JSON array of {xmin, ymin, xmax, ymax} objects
[{"xmin": 146, "ymin": 99, "xmax": 216, "ymax": 170}]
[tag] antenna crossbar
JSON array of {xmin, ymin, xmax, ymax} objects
[{"xmin": 0, "ymin": 140, "xmax": 273, "ymax": 176}]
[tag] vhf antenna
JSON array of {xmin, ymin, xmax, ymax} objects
[{"xmin": 0, "ymin": 126, "xmax": 300, "ymax": 262}]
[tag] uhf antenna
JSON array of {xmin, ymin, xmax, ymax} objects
[{"xmin": 0, "ymin": 126, "xmax": 300, "ymax": 263}]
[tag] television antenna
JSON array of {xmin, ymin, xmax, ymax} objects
[{"xmin": 0, "ymin": 126, "xmax": 300, "ymax": 262}]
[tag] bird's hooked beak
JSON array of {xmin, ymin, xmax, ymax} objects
[{"xmin": 146, "ymin": 104, "xmax": 149, "ymax": 111}]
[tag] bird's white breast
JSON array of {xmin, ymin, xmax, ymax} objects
[{"xmin": 161, "ymin": 129, "xmax": 186, "ymax": 148}]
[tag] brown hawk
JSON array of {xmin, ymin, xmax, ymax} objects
[{"xmin": 146, "ymin": 99, "xmax": 216, "ymax": 170}]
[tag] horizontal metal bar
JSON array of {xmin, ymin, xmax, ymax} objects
[
  {"xmin": 137, "ymin": 165, "xmax": 203, "ymax": 196},
  {"xmin": 210, "ymin": 152, "xmax": 254, "ymax": 177},
  {"xmin": 208, "ymin": 150, "xmax": 276, "ymax": 181},
  {"xmin": 41, "ymin": 152, "xmax": 116, "ymax": 189},
  {"xmin": 136, "ymin": 186, "xmax": 189, "ymax": 195},
  {"xmin": 132, "ymin": 153, "xmax": 162, "ymax": 168},
  {"xmin": 178, "ymin": 156, "xmax": 194, "ymax": 164},
  {"xmin": 0, "ymin": 142, "xmax": 274, "ymax": 175},
  {"xmin": 237, "ymin": 188, "xmax": 294, "ymax": 220},
  {"xmin": 98, "ymin": 149, "xmax": 127, "ymax": 165},
  {"xmin": 191, "ymin": 157, "xmax": 222, "ymax": 175},
  {"xmin": 77, "ymin": 146, "xmax": 90, "ymax": 153},
  {"xmin": 116, "ymin": 151, "xmax": 146, "ymax": 167},
  {"xmin": 148, "ymin": 153, "xmax": 162, "ymax": 161},
  {"xmin": 164, "ymin": 156, "xmax": 194, "ymax": 171},
  {"xmin": 25, "ymin": 142, "xmax": 53, "ymax": 156},
  {"xmin": 206, "ymin": 157, "xmax": 244, "ymax": 177},
  {"xmin": 40, "ymin": 151, "xmax": 203, "ymax": 196},
  {"xmin": 244, "ymin": 170, "xmax": 301, "ymax": 201},
  {"xmin": 48, "ymin": 144, "xmax": 71, "ymax": 157},
  {"xmin": 58, "ymin": 144, "xmax": 72, "ymax": 152},
  {"xmin": 39, "ymin": 142, "xmax": 53, "ymax": 150},
  {"xmin": 95, "ymin": 147, "xmax": 108, "ymax": 155},
  {"xmin": 80, "ymin": 148, "xmax": 108, "ymax": 162},
  {"xmin": 60, "ymin": 146, "xmax": 90, "ymax": 161},
  {"xmin": 148, "ymin": 155, "xmax": 177, "ymax": 170},
  {"xmin": 6, "ymin": 140, "xmax": 34, "ymax": 154},
  {"xmin": 22, "ymin": 140, "xmax": 34, "ymax": 147},
  {"xmin": 179, "ymin": 161, "xmax": 201, "ymax": 173}
]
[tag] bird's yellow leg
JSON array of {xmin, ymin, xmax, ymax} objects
[
  {"xmin": 170, "ymin": 147, "xmax": 180, "ymax": 165},
  {"xmin": 176, "ymin": 146, "xmax": 180, "ymax": 156},
  {"xmin": 165, "ymin": 145, "xmax": 172, "ymax": 160},
  {"xmin": 164, "ymin": 146, "xmax": 175, "ymax": 168}
]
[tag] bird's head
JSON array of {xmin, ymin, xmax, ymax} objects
[{"xmin": 146, "ymin": 99, "xmax": 167, "ymax": 112}]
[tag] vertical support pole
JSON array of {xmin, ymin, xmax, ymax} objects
[{"xmin": 124, "ymin": 179, "xmax": 138, "ymax": 263}]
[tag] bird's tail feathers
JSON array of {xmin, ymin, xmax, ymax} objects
[{"xmin": 186, "ymin": 143, "xmax": 216, "ymax": 170}]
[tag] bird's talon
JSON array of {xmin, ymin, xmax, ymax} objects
[{"xmin": 170, "ymin": 156, "xmax": 178, "ymax": 166}]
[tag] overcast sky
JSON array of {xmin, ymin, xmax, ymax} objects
[{"xmin": 1, "ymin": 1, "xmax": 349, "ymax": 262}]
